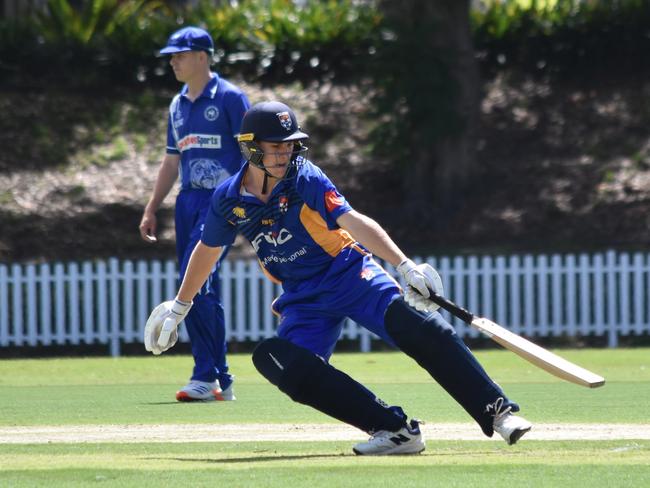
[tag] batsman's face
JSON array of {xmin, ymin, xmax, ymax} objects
[
  {"xmin": 169, "ymin": 51, "xmax": 205, "ymax": 82},
  {"xmin": 259, "ymin": 141, "xmax": 293, "ymax": 178}
]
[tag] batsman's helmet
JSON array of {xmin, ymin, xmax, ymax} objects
[{"xmin": 238, "ymin": 101, "xmax": 309, "ymax": 170}]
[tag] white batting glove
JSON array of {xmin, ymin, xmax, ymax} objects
[
  {"xmin": 397, "ymin": 258, "xmax": 444, "ymax": 312},
  {"xmin": 404, "ymin": 287, "xmax": 441, "ymax": 313},
  {"xmin": 144, "ymin": 298, "xmax": 192, "ymax": 355}
]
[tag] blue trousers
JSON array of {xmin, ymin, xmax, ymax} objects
[
  {"xmin": 176, "ymin": 189, "xmax": 232, "ymax": 388},
  {"xmin": 272, "ymin": 246, "xmax": 518, "ymax": 434},
  {"xmin": 272, "ymin": 246, "xmax": 399, "ymax": 360}
]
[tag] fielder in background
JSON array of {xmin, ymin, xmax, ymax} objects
[
  {"xmin": 144, "ymin": 101, "xmax": 532, "ymax": 455},
  {"xmin": 139, "ymin": 26, "xmax": 250, "ymax": 402}
]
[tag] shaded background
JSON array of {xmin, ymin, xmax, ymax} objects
[{"xmin": 1, "ymin": 0, "xmax": 649, "ymax": 262}]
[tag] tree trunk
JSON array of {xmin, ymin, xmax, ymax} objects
[{"xmin": 381, "ymin": 0, "xmax": 480, "ymax": 225}]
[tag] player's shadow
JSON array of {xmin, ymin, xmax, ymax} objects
[
  {"xmin": 145, "ymin": 454, "xmax": 348, "ymax": 463},
  {"xmin": 143, "ymin": 402, "xmax": 187, "ymax": 405}
]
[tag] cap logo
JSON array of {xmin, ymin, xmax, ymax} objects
[{"xmin": 276, "ymin": 111, "xmax": 292, "ymax": 131}]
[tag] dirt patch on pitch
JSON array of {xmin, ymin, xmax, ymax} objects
[{"xmin": 0, "ymin": 423, "xmax": 648, "ymax": 444}]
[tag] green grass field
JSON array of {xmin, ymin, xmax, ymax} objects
[{"xmin": 1, "ymin": 348, "xmax": 649, "ymax": 487}]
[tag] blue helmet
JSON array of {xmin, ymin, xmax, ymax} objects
[
  {"xmin": 239, "ymin": 101, "xmax": 309, "ymax": 143},
  {"xmin": 238, "ymin": 101, "xmax": 309, "ymax": 171}
]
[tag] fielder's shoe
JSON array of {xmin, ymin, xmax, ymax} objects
[
  {"xmin": 489, "ymin": 398, "xmax": 532, "ymax": 445},
  {"xmin": 214, "ymin": 382, "xmax": 236, "ymax": 401},
  {"xmin": 353, "ymin": 419, "xmax": 425, "ymax": 455},
  {"xmin": 175, "ymin": 380, "xmax": 236, "ymax": 402}
]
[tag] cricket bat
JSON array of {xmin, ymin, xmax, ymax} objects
[{"xmin": 426, "ymin": 289, "xmax": 605, "ymax": 388}]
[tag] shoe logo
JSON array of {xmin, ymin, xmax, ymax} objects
[{"xmin": 390, "ymin": 434, "xmax": 410, "ymax": 445}]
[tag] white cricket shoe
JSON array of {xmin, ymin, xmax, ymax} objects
[
  {"xmin": 353, "ymin": 419, "xmax": 425, "ymax": 455},
  {"xmin": 489, "ymin": 398, "xmax": 532, "ymax": 445},
  {"xmin": 215, "ymin": 382, "xmax": 236, "ymax": 401},
  {"xmin": 175, "ymin": 380, "xmax": 236, "ymax": 402}
]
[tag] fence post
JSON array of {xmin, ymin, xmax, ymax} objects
[
  {"xmin": 12, "ymin": 264, "xmax": 23, "ymax": 346},
  {"xmin": 0, "ymin": 264, "xmax": 8, "ymax": 346},
  {"xmin": 54, "ymin": 262, "xmax": 66, "ymax": 345},
  {"xmin": 606, "ymin": 250, "xmax": 618, "ymax": 348},
  {"xmin": 360, "ymin": 328, "xmax": 371, "ymax": 352},
  {"xmin": 509, "ymin": 255, "xmax": 521, "ymax": 334},
  {"xmin": 633, "ymin": 253, "xmax": 644, "ymax": 335},
  {"xmin": 26, "ymin": 264, "xmax": 37, "ymax": 346},
  {"xmin": 109, "ymin": 258, "xmax": 120, "ymax": 357}
]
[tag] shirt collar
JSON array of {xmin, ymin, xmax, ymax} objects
[
  {"xmin": 225, "ymin": 162, "xmax": 290, "ymax": 201},
  {"xmin": 180, "ymin": 72, "xmax": 220, "ymax": 99}
]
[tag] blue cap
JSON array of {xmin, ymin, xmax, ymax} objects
[{"xmin": 160, "ymin": 26, "xmax": 214, "ymax": 55}]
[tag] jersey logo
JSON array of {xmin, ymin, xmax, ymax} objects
[
  {"xmin": 189, "ymin": 159, "xmax": 227, "ymax": 189},
  {"xmin": 233, "ymin": 207, "xmax": 246, "ymax": 218},
  {"xmin": 204, "ymin": 106, "xmax": 219, "ymax": 121},
  {"xmin": 325, "ymin": 190, "xmax": 344, "ymax": 212},
  {"xmin": 279, "ymin": 195, "xmax": 289, "ymax": 213},
  {"xmin": 261, "ymin": 218, "xmax": 274, "ymax": 225},
  {"xmin": 276, "ymin": 111, "xmax": 292, "ymax": 131},
  {"xmin": 177, "ymin": 133, "xmax": 222, "ymax": 151},
  {"xmin": 252, "ymin": 228, "xmax": 293, "ymax": 252},
  {"xmin": 360, "ymin": 268, "xmax": 375, "ymax": 281}
]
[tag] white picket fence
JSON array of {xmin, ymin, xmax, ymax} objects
[{"xmin": 1, "ymin": 250, "xmax": 649, "ymax": 356}]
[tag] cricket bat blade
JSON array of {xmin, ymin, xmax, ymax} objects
[{"xmin": 472, "ymin": 317, "xmax": 605, "ymax": 388}]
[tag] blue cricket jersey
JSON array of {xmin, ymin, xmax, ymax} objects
[
  {"xmin": 167, "ymin": 73, "xmax": 250, "ymax": 190},
  {"xmin": 202, "ymin": 160, "xmax": 357, "ymax": 288}
]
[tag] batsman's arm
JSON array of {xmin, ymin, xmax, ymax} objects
[
  {"xmin": 176, "ymin": 242, "xmax": 223, "ymax": 302},
  {"xmin": 336, "ymin": 210, "xmax": 407, "ymax": 267},
  {"xmin": 337, "ymin": 210, "xmax": 444, "ymax": 300}
]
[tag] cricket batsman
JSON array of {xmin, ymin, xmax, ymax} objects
[{"xmin": 144, "ymin": 101, "xmax": 532, "ymax": 454}]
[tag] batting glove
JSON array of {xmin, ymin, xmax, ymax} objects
[
  {"xmin": 397, "ymin": 258, "xmax": 444, "ymax": 312},
  {"xmin": 404, "ymin": 287, "xmax": 441, "ymax": 313},
  {"xmin": 144, "ymin": 298, "xmax": 192, "ymax": 355}
]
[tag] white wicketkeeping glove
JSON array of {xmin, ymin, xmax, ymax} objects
[
  {"xmin": 144, "ymin": 298, "xmax": 192, "ymax": 355},
  {"xmin": 396, "ymin": 258, "xmax": 444, "ymax": 313}
]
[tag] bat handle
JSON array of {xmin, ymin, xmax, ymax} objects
[{"xmin": 425, "ymin": 287, "xmax": 475, "ymax": 324}]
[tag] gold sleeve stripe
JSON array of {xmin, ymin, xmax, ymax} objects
[{"xmin": 299, "ymin": 204, "xmax": 355, "ymax": 257}]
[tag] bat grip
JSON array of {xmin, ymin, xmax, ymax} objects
[{"xmin": 425, "ymin": 287, "xmax": 475, "ymax": 324}]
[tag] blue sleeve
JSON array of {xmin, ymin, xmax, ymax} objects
[
  {"xmin": 297, "ymin": 163, "xmax": 353, "ymax": 230},
  {"xmin": 225, "ymin": 89, "xmax": 251, "ymax": 138},
  {"xmin": 166, "ymin": 107, "xmax": 179, "ymax": 154},
  {"xmin": 201, "ymin": 191, "xmax": 238, "ymax": 247}
]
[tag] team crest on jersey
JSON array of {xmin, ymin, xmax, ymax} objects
[
  {"xmin": 325, "ymin": 190, "xmax": 344, "ymax": 213},
  {"xmin": 204, "ymin": 106, "xmax": 219, "ymax": 121},
  {"xmin": 276, "ymin": 111, "xmax": 292, "ymax": 131},
  {"xmin": 278, "ymin": 195, "xmax": 289, "ymax": 213},
  {"xmin": 232, "ymin": 207, "xmax": 246, "ymax": 218}
]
